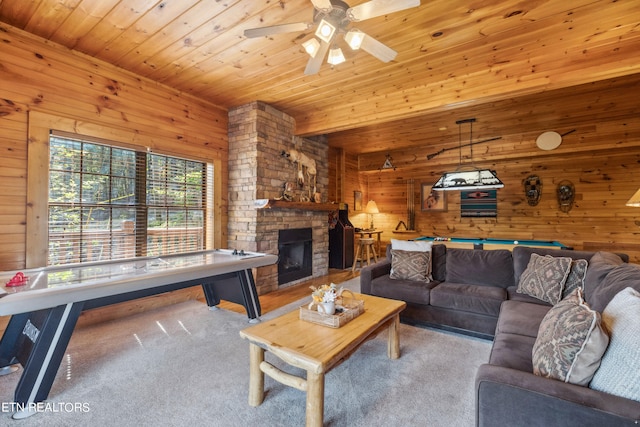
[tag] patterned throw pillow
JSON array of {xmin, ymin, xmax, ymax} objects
[
  {"xmin": 590, "ymin": 287, "xmax": 640, "ymax": 402},
  {"xmin": 532, "ymin": 289, "xmax": 609, "ymax": 385},
  {"xmin": 562, "ymin": 259, "xmax": 589, "ymax": 299},
  {"xmin": 390, "ymin": 249, "xmax": 432, "ymax": 283},
  {"xmin": 390, "ymin": 239, "xmax": 433, "ymax": 279},
  {"xmin": 517, "ymin": 253, "xmax": 572, "ymax": 305}
]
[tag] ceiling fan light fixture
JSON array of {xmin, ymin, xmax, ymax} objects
[
  {"xmin": 327, "ymin": 46, "xmax": 346, "ymax": 65},
  {"xmin": 302, "ymin": 38, "xmax": 321, "ymax": 57},
  {"xmin": 245, "ymin": 0, "xmax": 419, "ymax": 74},
  {"xmin": 345, "ymin": 29, "xmax": 364, "ymax": 50},
  {"xmin": 315, "ymin": 19, "xmax": 337, "ymax": 43}
]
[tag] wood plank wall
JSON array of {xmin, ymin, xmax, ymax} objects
[
  {"xmin": 0, "ymin": 26, "xmax": 229, "ymax": 330},
  {"xmin": 331, "ymin": 117, "xmax": 640, "ymax": 262},
  {"xmin": 0, "ymin": 24, "xmax": 229, "ymax": 271}
]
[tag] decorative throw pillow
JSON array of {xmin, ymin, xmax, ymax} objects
[
  {"xmin": 532, "ymin": 288, "xmax": 609, "ymax": 385},
  {"xmin": 562, "ymin": 259, "xmax": 589, "ymax": 299},
  {"xmin": 390, "ymin": 249, "xmax": 432, "ymax": 283},
  {"xmin": 517, "ymin": 253, "xmax": 573, "ymax": 305},
  {"xmin": 390, "ymin": 239, "xmax": 433, "ymax": 252},
  {"xmin": 390, "ymin": 239, "xmax": 433, "ymax": 280},
  {"xmin": 589, "ymin": 287, "xmax": 640, "ymax": 402}
]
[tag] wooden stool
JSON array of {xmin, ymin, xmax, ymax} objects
[{"xmin": 352, "ymin": 238, "xmax": 378, "ymax": 271}]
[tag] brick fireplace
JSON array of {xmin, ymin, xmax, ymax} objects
[{"xmin": 227, "ymin": 101, "xmax": 329, "ymax": 294}]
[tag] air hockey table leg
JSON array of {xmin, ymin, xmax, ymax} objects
[
  {"xmin": 0, "ymin": 312, "xmax": 30, "ymax": 369},
  {"xmin": 200, "ymin": 270, "xmax": 262, "ymax": 323},
  {"xmin": 237, "ymin": 269, "xmax": 262, "ymax": 323},
  {"xmin": 0, "ymin": 364, "xmax": 19, "ymax": 375},
  {"xmin": 10, "ymin": 303, "xmax": 84, "ymax": 419}
]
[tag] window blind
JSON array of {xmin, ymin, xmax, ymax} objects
[{"xmin": 48, "ymin": 133, "xmax": 210, "ymax": 265}]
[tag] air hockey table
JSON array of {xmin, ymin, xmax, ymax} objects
[{"xmin": 0, "ymin": 249, "xmax": 277, "ymax": 419}]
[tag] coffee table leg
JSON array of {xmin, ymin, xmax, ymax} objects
[
  {"xmin": 248, "ymin": 343, "xmax": 265, "ymax": 406},
  {"xmin": 306, "ymin": 371, "xmax": 325, "ymax": 427},
  {"xmin": 387, "ymin": 314, "xmax": 401, "ymax": 359}
]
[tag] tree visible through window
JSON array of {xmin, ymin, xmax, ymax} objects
[{"xmin": 48, "ymin": 135, "xmax": 207, "ymax": 265}]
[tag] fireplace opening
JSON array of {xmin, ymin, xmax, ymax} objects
[{"xmin": 278, "ymin": 228, "xmax": 312, "ymax": 285}]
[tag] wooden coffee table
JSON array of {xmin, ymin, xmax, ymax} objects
[{"xmin": 239, "ymin": 293, "xmax": 406, "ymax": 426}]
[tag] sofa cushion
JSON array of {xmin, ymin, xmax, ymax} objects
[
  {"xmin": 445, "ymin": 248, "xmax": 514, "ymax": 288},
  {"xmin": 517, "ymin": 253, "xmax": 572, "ymax": 305},
  {"xmin": 590, "ymin": 287, "xmax": 640, "ymax": 402},
  {"xmin": 430, "ymin": 282, "xmax": 506, "ymax": 317},
  {"xmin": 369, "ymin": 275, "xmax": 437, "ymax": 305},
  {"xmin": 588, "ymin": 260, "xmax": 640, "ymax": 313},
  {"xmin": 489, "ymin": 332, "xmax": 536, "ymax": 372},
  {"xmin": 532, "ymin": 289, "xmax": 609, "ymax": 386},
  {"xmin": 495, "ymin": 300, "xmax": 550, "ymax": 338},
  {"xmin": 390, "ymin": 249, "xmax": 432, "ymax": 282},
  {"xmin": 583, "ymin": 251, "xmax": 625, "ymax": 306},
  {"xmin": 431, "ymin": 244, "xmax": 447, "ymax": 282}
]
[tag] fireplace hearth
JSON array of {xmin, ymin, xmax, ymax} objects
[{"xmin": 278, "ymin": 228, "xmax": 312, "ymax": 285}]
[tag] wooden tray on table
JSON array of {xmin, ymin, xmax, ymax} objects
[{"xmin": 299, "ymin": 289, "xmax": 364, "ymax": 328}]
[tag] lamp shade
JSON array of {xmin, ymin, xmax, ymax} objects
[
  {"xmin": 315, "ymin": 19, "xmax": 336, "ymax": 43},
  {"xmin": 626, "ymin": 188, "xmax": 640, "ymax": 206},
  {"xmin": 365, "ymin": 200, "xmax": 379, "ymax": 214},
  {"xmin": 327, "ymin": 47, "xmax": 345, "ymax": 65},
  {"xmin": 345, "ymin": 29, "xmax": 364, "ymax": 50},
  {"xmin": 302, "ymin": 38, "xmax": 321, "ymax": 57},
  {"xmin": 432, "ymin": 169, "xmax": 504, "ymax": 191}
]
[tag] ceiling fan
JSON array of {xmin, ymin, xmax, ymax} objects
[{"xmin": 244, "ymin": 0, "xmax": 421, "ymax": 75}]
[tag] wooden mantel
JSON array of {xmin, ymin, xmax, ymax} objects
[{"xmin": 254, "ymin": 199, "xmax": 338, "ymax": 211}]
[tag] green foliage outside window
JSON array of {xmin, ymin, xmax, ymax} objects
[{"xmin": 48, "ymin": 136, "xmax": 207, "ymax": 265}]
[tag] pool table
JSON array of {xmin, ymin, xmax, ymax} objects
[{"xmin": 414, "ymin": 236, "xmax": 571, "ymax": 251}]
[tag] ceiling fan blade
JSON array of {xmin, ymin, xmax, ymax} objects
[
  {"xmin": 244, "ymin": 22, "xmax": 311, "ymax": 38},
  {"xmin": 347, "ymin": 0, "xmax": 421, "ymax": 22},
  {"xmin": 310, "ymin": 0, "xmax": 333, "ymax": 12},
  {"xmin": 358, "ymin": 33, "xmax": 397, "ymax": 62},
  {"xmin": 304, "ymin": 41, "xmax": 330, "ymax": 75}
]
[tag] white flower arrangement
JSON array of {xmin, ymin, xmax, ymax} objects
[{"xmin": 310, "ymin": 283, "xmax": 339, "ymax": 303}]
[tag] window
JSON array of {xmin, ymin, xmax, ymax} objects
[{"xmin": 48, "ymin": 135, "xmax": 209, "ymax": 265}]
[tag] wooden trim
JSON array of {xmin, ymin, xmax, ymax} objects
[
  {"xmin": 25, "ymin": 110, "xmax": 224, "ymax": 267},
  {"xmin": 25, "ymin": 115, "xmax": 50, "ymax": 268},
  {"xmin": 29, "ymin": 111, "xmax": 219, "ymax": 163},
  {"xmin": 254, "ymin": 199, "xmax": 338, "ymax": 211}
]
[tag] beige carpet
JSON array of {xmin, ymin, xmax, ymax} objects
[{"xmin": 0, "ymin": 277, "xmax": 491, "ymax": 426}]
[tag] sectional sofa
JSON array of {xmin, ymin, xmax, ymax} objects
[
  {"xmin": 360, "ymin": 241, "xmax": 521, "ymax": 338},
  {"xmin": 360, "ymin": 241, "xmax": 640, "ymax": 425}
]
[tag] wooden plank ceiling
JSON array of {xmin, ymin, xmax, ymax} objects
[{"xmin": 0, "ymin": 0, "xmax": 639, "ymax": 155}]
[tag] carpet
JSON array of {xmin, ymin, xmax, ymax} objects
[{"xmin": 0, "ymin": 277, "xmax": 491, "ymax": 426}]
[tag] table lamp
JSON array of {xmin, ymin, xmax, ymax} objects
[{"xmin": 365, "ymin": 200, "xmax": 379, "ymax": 230}]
